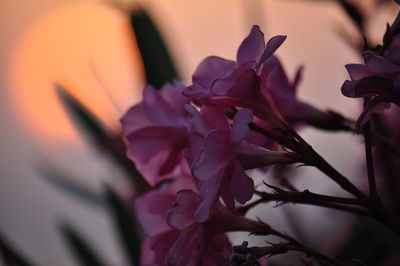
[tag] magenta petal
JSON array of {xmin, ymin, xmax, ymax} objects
[
  {"xmin": 195, "ymin": 171, "xmax": 224, "ymax": 222},
  {"xmin": 167, "ymin": 224, "xmax": 201, "ymax": 266},
  {"xmin": 150, "ymin": 230, "xmax": 180, "ymax": 265},
  {"xmin": 230, "ymin": 160, "xmax": 253, "ymax": 204},
  {"xmin": 363, "ymin": 51, "xmax": 400, "ymax": 75},
  {"xmin": 237, "ymin": 25, "xmax": 265, "ymax": 65},
  {"xmin": 125, "ymin": 126, "xmax": 186, "ymax": 164},
  {"xmin": 143, "ymin": 85, "xmax": 183, "ymax": 126},
  {"xmin": 184, "ymin": 104, "xmax": 212, "ymax": 136},
  {"xmin": 345, "ymin": 64, "xmax": 370, "ymax": 80},
  {"xmin": 200, "ymin": 105, "xmax": 231, "ymax": 136},
  {"xmin": 193, "ymin": 56, "xmax": 236, "ymax": 87},
  {"xmin": 166, "ymin": 190, "xmax": 201, "ymax": 230},
  {"xmin": 120, "ymin": 104, "xmax": 152, "ymax": 133},
  {"xmin": 231, "ymin": 108, "xmax": 253, "ymax": 144},
  {"xmin": 192, "ymin": 130, "xmax": 230, "ymax": 181},
  {"xmin": 236, "ymin": 141, "xmax": 289, "ymax": 169},
  {"xmin": 159, "ymin": 82, "xmax": 190, "ymax": 117},
  {"xmin": 258, "ymin": 35, "xmax": 287, "ymax": 66},
  {"xmin": 135, "ymin": 190, "xmax": 175, "ymax": 236}
]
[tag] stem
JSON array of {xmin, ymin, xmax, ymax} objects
[
  {"xmin": 255, "ymin": 191, "xmax": 370, "ymax": 217},
  {"xmin": 248, "ymin": 121, "xmax": 400, "ymax": 235},
  {"xmin": 364, "ymin": 119, "xmax": 380, "ymax": 202}
]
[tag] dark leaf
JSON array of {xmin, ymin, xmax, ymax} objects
[
  {"xmin": 337, "ymin": 0, "xmax": 365, "ymax": 31},
  {"xmin": 61, "ymin": 225, "xmax": 110, "ymax": 266},
  {"xmin": 37, "ymin": 165, "xmax": 103, "ymax": 208},
  {"xmin": 130, "ymin": 9, "xmax": 178, "ymax": 89},
  {"xmin": 0, "ymin": 231, "xmax": 36, "ymax": 266},
  {"xmin": 56, "ymin": 84, "xmax": 151, "ymax": 193},
  {"xmin": 104, "ymin": 185, "xmax": 143, "ymax": 266},
  {"xmin": 56, "ymin": 84, "xmax": 110, "ymax": 149}
]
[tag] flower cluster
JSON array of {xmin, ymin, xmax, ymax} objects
[
  {"xmin": 121, "ymin": 26, "xmax": 354, "ymax": 265},
  {"xmin": 342, "ymin": 27, "xmax": 400, "ymax": 131}
]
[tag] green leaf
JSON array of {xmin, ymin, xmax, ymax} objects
[
  {"xmin": 104, "ymin": 185, "xmax": 143, "ymax": 266},
  {"xmin": 37, "ymin": 165, "xmax": 104, "ymax": 208},
  {"xmin": 0, "ymin": 231, "xmax": 36, "ymax": 266},
  {"xmin": 61, "ymin": 225, "xmax": 110, "ymax": 266},
  {"xmin": 130, "ymin": 9, "xmax": 179, "ymax": 89}
]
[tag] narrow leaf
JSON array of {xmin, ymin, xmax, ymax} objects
[
  {"xmin": 56, "ymin": 84, "xmax": 151, "ymax": 194},
  {"xmin": 0, "ymin": 231, "xmax": 36, "ymax": 266},
  {"xmin": 104, "ymin": 185, "xmax": 143, "ymax": 266},
  {"xmin": 37, "ymin": 165, "xmax": 103, "ymax": 207},
  {"xmin": 56, "ymin": 84, "xmax": 110, "ymax": 149},
  {"xmin": 61, "ymin": 225, "xmax": 109, "ymax": 266},
  {"xmin": 130, "ymin": 9, "xmax": 179, "ymax": 88}
]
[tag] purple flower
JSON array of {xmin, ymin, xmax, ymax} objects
[
  {"xmin": 120, "ymin": 82, "xmax": 190, "ymax": 186},
  {"xmin": 137, "ymin": 189, "xmax": 268, "ymax": 266},
  {"xmin": 184, "ymin": 105, "xmax": 291, "ymax": 221},
  {"xmin": 342, "ymin": 51, "xmax": 400, "ymax": 130},
  {"xmin": 185, "ymin": 25, "xmax": 343, "ymax": 131}
]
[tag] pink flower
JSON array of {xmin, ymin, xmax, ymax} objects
[
  {"xmin": 120, "ymin": 82, "xmax": 190, "ymax": 186},
  {"xmin": 137, "ymin": 189, "xmax": 269, "ymax": 266},
  {"xmin": 184, "ymin": 105, "xmax": 291, "ymax": 221},
  {"xmin": 185, "ymin": 25, "xmax": 344, "ymax": 131},
  {"xmin": 183, "ymin": 26, "xmax": 285, "ymax": 120},
  {"xmin": 342, "ymin": 50, "xmax": 400, "ymax": 130}
]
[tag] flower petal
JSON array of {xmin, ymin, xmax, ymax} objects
[
  {"xmin": 237, "ymin": 25, "xmax": 265, "ymax": 65},
  {"xmin": 166, "ymin": 190, "xmax": 201, "ymax": 230},
  {"xmin": 231, "ymin": 108, "xmax": 253, "ymax": 144},
  {"xmin": 230, "ymin": 160, "xmax": 254, "ymax": 204},
  {"xmin": 258, "ymin": 35, "xmax": 287, "ymax": 66},
  {"xmin": 193, "ymin": 56, "xmax": 236, "ymax": 87}
]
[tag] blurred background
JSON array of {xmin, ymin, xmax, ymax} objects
[{"xmin": 0, "ymin": 0, "xmax": 399, "ymax": 265}]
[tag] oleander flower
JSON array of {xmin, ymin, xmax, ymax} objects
[
  {"xmin": 183, "ymin": 25, "xmax": 285, "ymax": 120},
  {"xmin": 137, "ymin": 189, "xmax": 269, "ymax": 266},
  {"xmin": 120, "ymin": 82, "xmax": 190, "ymax": 186},
  {"xmin": 184, "ymin": 105, "xmax": 291, "ymax": 221},
  {"xmin": 342, "ymin": 50, "xmax": 400, "ymax": 130},
  {"xmin": 185, "ymin": 25, "xmax": 347, "ymax": 131}
]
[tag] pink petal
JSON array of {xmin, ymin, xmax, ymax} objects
[
  {"xmin": 230, "ymin": 160, "xmax": 254, "ymax": 204},
  {"xmin": 191, "ymin": 130, "xmax": 230, "ymax": 181},
  {"xmin": 150, "ymin": 230, "xmax": 180, "ymax": 265},
  {"xmin": 166, "ymin": 190, "xmax": 201, "ymax": 230},
  {"xmin": 237, "ymin": 25, "xmax": 266, "ymax": 65},
  {"xmin": 195, "ymin": 170, "xmax": 225, "ymax": 222},
  {"xmin": 363, "ymin": 51, "xmax": 400, "ymax": 75},
  {"xmin": 192, "ymin": 56, "xmax": 236, "ymax": 87},
  {"xmin": 120, "ymin": 104, "xmax": 152, "ymax": 133},
  {"xmin": 200, "ymin": 105, "xmax": 231, "ymax": 136},
  {"xmin": 166, "ymin": 224, "xmax": 201, "ymax": 266},
  {"xmin": 236, "ymin": 141, "xmax": 290, "ymax": 170},
  {"xmin": 258, "ymin": 35, "xmax": 287, "ymax": 66},
  {"xmin": 159, "ymin": 81, "xmax": 190, "ymax": 117},
  {"xmin": 143, "ymin": 85, "xmax": 184, "ymax": 126},
  {"xmin": 231, "ymin": 108, "xmax": 253, "ymax": 144},
  {"xmin": 125, "ymin": 126, "xmax": 186, "ymax": 164},
  {"xmin": 134, "ymin": 190, "xmax": 175, "ymax": 236},
  {"xmin": 345, "ymin": 64, "xmax": 370, "ymax": 80}
]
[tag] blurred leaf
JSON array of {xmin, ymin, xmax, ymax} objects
[
  {"xmin": 37, "ymin": 165, "xmax": 104, "ymax": 208},
  {"xmin": 104, "ymin": 185, "xmax": 143, "ymax": 266},
  {"xmin": 0, "ymin": 231, "xmax": 36, "ymax": 266},
  {"xmin": 56, "ymin": 84, "xmax": 151, "ymax": 194},
  {"xmin": 56, "ymin": 84, "xmax": 110, "ymax": 149},
  {"xmin": 130, "ymin": 9, "xmax": 178, "ymax": 89},
  {"xmin": 61, "ymin": 225, "xmax": 110, "ymax": 266},
  {"xmin": 337, "ymin": 0, "xmax": 365, "ymax": 32}
]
